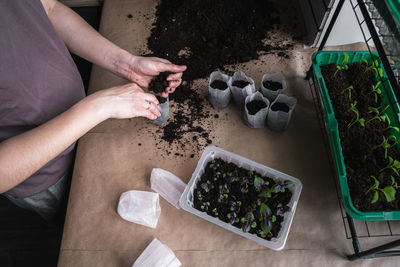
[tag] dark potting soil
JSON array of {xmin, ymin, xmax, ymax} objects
[
  {"xmin": 246, "ymin": 100, "xmax": 267, "ymax": 115},
  {"xmin": 193, "ymin": 158, "xmax": 293, "ymax": 241},
  {"xmin": 156, "ymin": 95, "xmax": 167, "ymax": 104},
  {"xmin": 263, "ymin": 80, "xmax": 282, "ymax": 91},
  {"xmin": 149, "ymin": 72, "xmax": 171, "ymax": 94},
  {"xmin": 146, "ymin": 0, "xmax": 298, "ymax": 156},
  {"xmin": 321, "ymin": 62, "xmax": 400, "ymax": 212},
  {"xmin": 271, "ymin": 102, "xmax": 289, "ymax": 112},
  {"xmin": 210, "ymin": 80, "xmax": 228, "ymax": 90},
  {"xmin": 232, "ymin": 80, "xmax": 250, "ymax": 88}
]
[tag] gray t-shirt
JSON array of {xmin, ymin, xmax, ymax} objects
[{"xmin": 0, "ymin": 0, "xmax": 85, "ymax": 198}]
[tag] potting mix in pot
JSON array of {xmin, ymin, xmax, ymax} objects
[
  {"xmin": 193, "ymin": 158, "xmax": 293, "ymax": 240},
  {"xmin": 321, "ymin": 55, "xmax": 400, "ymax": 212},
  {"xmin": 145, "ymin": 0, "xmax": 298, "ymax": 156}
]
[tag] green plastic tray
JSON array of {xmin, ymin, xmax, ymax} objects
[
  {"xmin": 312, "ymin": 50, "xmax": 400, "ymax": 221},
  {"xmin": 386, "ymin": 0, "xmax": 400, "ymax": 27}
]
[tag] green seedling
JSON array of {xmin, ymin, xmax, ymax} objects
[
  {"xmin": 334, "ymin": 52, "xmax": 350, "ymax": 77},
  {"xmin": 341, "ymin": 85, "xmax": 353, "ymax": 100},
  {"xmin": 365, "ymin": 106, "xmax": 389, "ymax": 125},
  {"xmin": 365, "ymin": 175, "xmax": 396, "ymax": 203},
  {"xmin": 380, "ymin": 156, "xmax": 400, "ymax": 175},
  {"xmin": 348, "ymin": 101, "xmax": 365, "ymax": 128},
  {"xmin": 369, "ymin": 81, "xmax": 382, "ymax": 103},
  {"xmin": 373, "ymin": 136, "xmax": 398, "ymax": 158}
]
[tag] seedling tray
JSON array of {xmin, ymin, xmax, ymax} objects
[
  {"xmin": 179, "ymin": 146, "xmax": 302, "ymax": 251},
  {"xmin": 312, "ymin": 50, "xmax": 400, "ymax": 221}
]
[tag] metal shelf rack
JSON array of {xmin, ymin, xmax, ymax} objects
[{"xmin": 308, "ymin": 0, "xmax": 400, "ymax": 260}]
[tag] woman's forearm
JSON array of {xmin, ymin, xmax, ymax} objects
[{"xmin": 0, "ymin": 94, "xmax": 107, "ymax": 193}]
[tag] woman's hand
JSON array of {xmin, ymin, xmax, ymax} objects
[
  {"xmin": 90, "ymin": 83, "xmax": 162, "ymax": 121},
  {"xmin": 117, "ymin": 54, "xmax": 187, "ymax": 97}
]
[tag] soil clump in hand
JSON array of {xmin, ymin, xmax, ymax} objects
[
  {"xmin": 246, "ymin": 100, "xmax": 267, "ymax": 115},
  {"xmin": 149, "ymin": 72, "xmax": 171, "ymax": 94}
]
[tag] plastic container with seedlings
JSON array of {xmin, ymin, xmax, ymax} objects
[
  {"xmin": 244, "ymin": 91, "xmax": 270, "ymax": 128},
  {"xmin": 180, "ymin": 146, "xmax": 302, "ymax": 251},
  {"xmin": 149, "ymin": 93, "xmax": 170, "ymax": 126},
  {"xmin": 208, "ymin": 71, "xmax": 231, "ymax": 110},
  {"xmin": 229, "ymin": 71, "xmax": 256, "ymax": 108},
  {"xmin": 266, "ymin": 94, "xmax": 297, "ymax": 132},
  {"xmin": 260, "ymin": 73, "xmax": 287, "ymax": 102}
]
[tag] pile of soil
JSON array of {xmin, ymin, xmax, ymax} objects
[
  {"xmin": 263, "ymin": 80, "xmax": 282, "ymax": 91},
  {"xmin": 246, "ymin": 100, "xmax": 267, "ymax": 115},
  {"xmin": 271, "ymin": 102, "xmax": 289, "ymax": 112},
  {"xmin": 321, "ymin": 62, "xmax": 400, "ymax": 212},
  {"xmin": 193, "ymin": 158, "xmax": 292, "ymax": 240},
  {"xmin": 210, "ymin": 80, "xmax": 228, "ymax": 90},
  {"xmin": 146, "ymin": 0, "xmax": 297, "ymax": 155}
]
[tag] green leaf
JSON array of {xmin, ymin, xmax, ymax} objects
[
  {"xmin": 381, "ymin": 186, "xmax": 396, "ymax": 202},
  {"xmin": 393, "ymin": 160, "xmax": 400, "ymax": 169},
  {"xmin": 378, "ymin": 68, "xmax": 383, "ymax": 77},
  {"xmin": 343, "ymin": 52, "xmax": 349, "ymax": 64},
  {"xmin": 251, "ymin": 221, "xmax": 257, "ymax": 228},
  {"xmin": 271, "ymin": 215, "xmax": 277, "ymax": 223},
  {"xmin": 227, "ymin": 213, "xmax": 232, "ymax": 219},
  {"xmin": 254, "ymin": 177, "xmax": 265, "ymax": 191},
  {"xmin": 371, "ymin": 191, "xmax": 379, "ymax": 204},
  {"xmin": 371, "ymin": 175, "xmax": 380, "ymax": 188},
  {"xmin": 261, "ymin": 220, "xmax": 272, "ymax": 235}
]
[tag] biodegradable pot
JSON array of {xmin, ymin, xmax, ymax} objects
[
  {"xmin": 260, "ymin": 73, "xmax": 287, "ymax": 102},
  {"xmin": 149, "ymin": 93, "xmax": 169, "ymax": 126},
  {"xmin": 229, "ymin": 71, "xmax": 256, "ymax": 108},
  {"xmin": 208, "ymin": 71, "xmax": 231, "ymax": 110},
  {"xmin": 244, "ymin": 91, "xmax": 270, "ymax": 128},
  {"xmin": 266, "ymin": 94, "xmax": 297, "ymax": 131}
]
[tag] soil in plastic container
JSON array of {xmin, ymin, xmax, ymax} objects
[
  {"xmin": 263, "ymin": 80, "xmax": 283, "ymax": 91},
  {"xmin": 232, "ymin": 80, "xmax": 250, "ymax": 88},
  {"xmin": 271, "ymin": 102, "xmax": 289, "ymax": 112},
  {"xmin": 210, "ymin": 80, "xmax": 228, "ymax": 90},
  {"xmin": 149, "ymin": 72, "xmax": 171, "ymax": 94},
  {"xmin": 321, "ymin": 62, "xmax": 400, "ymax": 212},
  {"xmin": 193, "ymin": 158, "xmax": 293, "ymax": 241},
  {"xmin": 246, "ymin": 100, "xmax": 267, "ymax": 115}
]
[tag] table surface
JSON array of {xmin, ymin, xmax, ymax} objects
[{"xmin": 57, "ymin": 0, "xmax": 400, "ymax": 266}]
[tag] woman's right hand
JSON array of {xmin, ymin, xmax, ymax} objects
[{"xmin": 89, "ymin": 83, "xmax": 161, "ymax": 121}]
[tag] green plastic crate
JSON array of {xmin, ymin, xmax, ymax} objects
[
  {"xmin": 386, "ymin": 0, "xmax": 400, "ymax": 27},
  {"xmin": 312, "ymin": 50, "xmax": 400, "ymax": 221}
]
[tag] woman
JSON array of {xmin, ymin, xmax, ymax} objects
[{"xmin": 0, "ymin": 0, "xmax": 186, "ymax": 221}]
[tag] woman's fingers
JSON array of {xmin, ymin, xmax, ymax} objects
[{"xmin": 167, "ymin": 72, "xmax": 183, "ymax": 81}]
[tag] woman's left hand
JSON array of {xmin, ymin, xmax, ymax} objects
[{"xmin": 121, "ymin": 55, "xmax": 187, "ymax": 97}]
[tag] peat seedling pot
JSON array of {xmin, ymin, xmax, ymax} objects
[
  {"xmin": 244, "ymin": 91, "xmax": 270, "ymax": 128},
  {"xmin": 150, "ymin": 93, "xmax": 170, "ymax": 126},
  {"xmin": 260, "ymin": 73, "xmax": 287, "ymax": 102},
  {"xmin": 266, "ymin": 94, "xmax": 297, "ymax": 132},
  {"xmin": 229, "ymin": 71, "xmax": 256, "ymax": 108},
  {"xmin": 180, "ymin": 146, "xmax": 302, "ymax": 251},
  {"xmin": 208, "ymin": 71, "xmax": 231, "ymax": 110}
]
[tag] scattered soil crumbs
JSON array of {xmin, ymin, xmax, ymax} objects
[{"xmin": 146, "ymin": 0, "xmax": 298, "ymax": 156}]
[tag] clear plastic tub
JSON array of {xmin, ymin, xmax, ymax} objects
[{"xmin": 179, "ymin": 146, "xmax": 302, "ymax": 251}]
